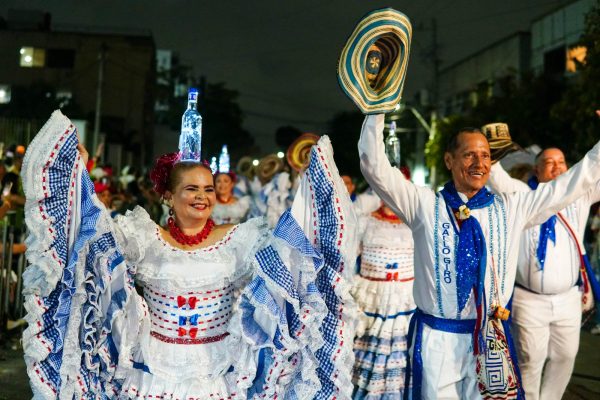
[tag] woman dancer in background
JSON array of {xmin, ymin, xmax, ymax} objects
[{"xmin": 352, "ymin": 167, "xmax": 415, "ymax": 399}]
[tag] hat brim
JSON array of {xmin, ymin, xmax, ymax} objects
[
  {"xmin": 337, "ymin": 8, "xmax": 412, "ymax": 115},
  {"xmin": 287, "ymin": 133, "xmax": 319, "ymax": 171}
]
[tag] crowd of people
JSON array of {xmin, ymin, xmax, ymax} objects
[{"xmin": 6, "ymin": 6, "xmax": 600, "ymax": 400}]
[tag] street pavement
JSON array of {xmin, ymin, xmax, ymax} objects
[{"xmin": 1, "ymin": 328, "xmax": 599, "ymax": 399}]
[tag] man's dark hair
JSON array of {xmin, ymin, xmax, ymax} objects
[{"xmin": 445, "ymin": 127, "xmax": 484, "ymax": 154}]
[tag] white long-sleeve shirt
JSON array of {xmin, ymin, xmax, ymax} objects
[
  {"xmin": 358, "ymin": 114, "xmax": 600, "ymax": 319},
  {"xmin": 488, "ymin": 163, "xmax": 600, "ymax": 294}
]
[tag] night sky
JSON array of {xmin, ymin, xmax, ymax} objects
[{"xmin": 1, "ymin": 0, "xmax": 573, "ymax": 152}]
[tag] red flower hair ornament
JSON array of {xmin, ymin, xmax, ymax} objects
[{"xmin": 149, "ymin": 152, "xmax": 211, "ymax": 196}]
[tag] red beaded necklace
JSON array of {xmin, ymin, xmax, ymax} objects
[
  {"xmin": 167, "ymin": 217, "xmax": 215, "ymax": 246},
  {"xmin": 217, "ymin": 195, "xmax": 234, "ymax": 204},
  {"xmin": 373, "ymin": 208, "xmax": 402, "ymax": 223}
]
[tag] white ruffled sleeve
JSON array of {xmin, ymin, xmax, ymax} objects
[
  {"xmin": 21, "ymin": 110, "xmax": 146, "ymax": 399},
  {"xmin": 231, "ymin": 135, "xmax": 359, "ymax": 399}
]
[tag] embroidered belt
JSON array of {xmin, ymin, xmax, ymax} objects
[
  {"xmin": 404, "ymin": 310, "xmax": 475, "ymax": 400},
  {"xmin": 151, "ymin": 331, "xmax": 229, "ymax": 345}
]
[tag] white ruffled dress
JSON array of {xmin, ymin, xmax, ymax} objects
[
  {"xmin": 351, "ymin": 215, "xmax": 416, "ymax": 399},
  {"xmin": 21, "ymin": 110, "xmax": 359, "ymax": 400},
  {"xmin": 211, "ymin": 196, "xmax": 251, "ymax": 225},
  {"xmin": 115, "ymin": 208, "xmax": 267, "ymax": 398}
]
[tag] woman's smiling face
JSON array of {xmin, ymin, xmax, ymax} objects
[{"xmin": 166, "ymin": 165, "xmax": 216, "ymax": 225}]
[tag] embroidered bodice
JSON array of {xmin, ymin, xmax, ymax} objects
[
  {"xmin": 359, "ymin": 216, "xmax": 414, "ymax": 282},
  {"xmin": 211, "ymin": 195, "xmax": 251, "ymax": 225}
]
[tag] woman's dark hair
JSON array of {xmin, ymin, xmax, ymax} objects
[{"xmin": 149, "ymin": 152, "xmax": 212, "ymax": 196}]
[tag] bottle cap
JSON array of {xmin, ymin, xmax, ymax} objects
[{"xmin": 188, "ymin": 87, "xmax": 199, "ymax": 102}]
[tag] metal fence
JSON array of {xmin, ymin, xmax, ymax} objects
[
  {"xmin": 0, "ymin": 212, "xmax": 27, "ymax": 340},
  {"xmin": 0, "ymin": 117, "xmax": 45, "ymax": 150}
]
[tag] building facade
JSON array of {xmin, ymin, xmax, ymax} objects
[{"xmin": 0, "ymin": 10, "xmax": 156, "ymax": 169}]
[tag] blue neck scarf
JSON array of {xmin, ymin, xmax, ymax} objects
[
  {"xmin": 440, "ymin": 181, "xmax": 495, "ymax": 312},
  {"xmin": 527, "ymin": 176, "xmax": 556, "ymax": 271}
]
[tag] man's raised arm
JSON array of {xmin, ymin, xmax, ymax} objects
[
  {"xmin": 512, "ymin": 140, "xmax": 600, "ymax": 228},
  {"xmin": 488, "ymin": 162, "xmax": 530, "ymax": 195},
  {"xmin": 358, "ymin": 114, "xmax": 428, "ymax": 227}
]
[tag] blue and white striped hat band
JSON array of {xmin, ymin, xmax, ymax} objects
[{"xmin": 337, "ymin": 8, "xmax": 412, "ymax": 115}]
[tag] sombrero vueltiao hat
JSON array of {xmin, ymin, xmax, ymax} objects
[
  {"xmin": 337, "ymin": 8, "xmax": 412, "ymax": 114},
  {"xmin": 286, "ymin": 133, "xmax": 320, "ymax": 172},
  {"xmin": 257, "ymin": 154, "xmax": 284, "ymax": 183},
  {"xmin": 481, "ymin": 122, "xmax": 524, "ymax": 161}
]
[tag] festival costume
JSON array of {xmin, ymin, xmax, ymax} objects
[
  {"xmin": 211, "ymin": 195, "xmax": 251, "ymax": 225},
  {"xmin": 351, "ymin": 212, "xmax": 415, "ymax": 399},
  {"xmin": 259, "ymin": 172, "xmax": 293, "ymax": 228},
  {"xmin": 354, "ymin": 191, "xmax": 381, "ymax": 216},
  {"xmin": 488, "ymin": 163, "xmax": 600, "ymax": 400},
  {"xmin": 358, "ymin": 114, "xmax": 600, "ymax": 399},
  {"xmin": 22, "ymin": 110, "xmax": 358, "ymax": 399}
]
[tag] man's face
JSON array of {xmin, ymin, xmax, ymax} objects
[
  {"xmin": 341, "ymin": 175, "xmax": 355, "ymax": 195},
  {"xmin": 534, "ymin": 148, "xmax": 567, "ymax": 183},
  {"xmin": 444, "ymin": 132, "xmax": 491, "ymax": 196}
]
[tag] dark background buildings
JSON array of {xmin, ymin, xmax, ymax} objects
[{"xmin": 0, "ymin": 0, "xmax": 594, "ymax": 179}]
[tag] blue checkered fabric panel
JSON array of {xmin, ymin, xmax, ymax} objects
[
  {"xmin": 304, "ymin": 145, "xmax": 349, "ymax": 399},
  {"xmin": 31, "ymin": 130, "xmax": 130, "ymax": 396},
  {"xmin": 274, "ymin": 209, "xmax": 322, "ymax": 263},
  {"xmin": 255, "ymin": 245, "xmax": 299, "ymax": 300}
]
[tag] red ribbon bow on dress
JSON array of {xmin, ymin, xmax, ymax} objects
[
  {"xmin": 177, "ymin": 296, "xmax": 198, "ymax": 309},
  {"xmin": 178, "ymin": 327, "xmax": 199, "ymax": 338},
  {"xmin": 386, "ymin": 272, "xmax": 399, "ymax": 281}
]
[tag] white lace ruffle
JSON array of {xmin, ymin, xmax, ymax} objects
[
  {"xmin": 22, "ymin": 110, "xmax": 75, "ymax": 298},
  {"xmin": 211, "ymin": 195, "xmax": 251, "ymax": 225},
  {"xmin": 118, "ymin": 218, "xmax": 328, "ymax": 399},
  {"xmin": 351, "ymin": 276, "xmax": 415, "ymax": 340},
  {"xmin": 114, "ymin": 208, "xmax": 271, "ymax": 291}
]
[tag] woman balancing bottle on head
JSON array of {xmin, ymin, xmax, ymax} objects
[{"xmin": 20, "ymin": 110, "xmax": 358, "ymax": 400}]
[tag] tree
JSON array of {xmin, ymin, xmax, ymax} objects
[
  {"xmin": 200, "ymin": 82, "xmax": 256, "ymax": 162},
  {"xmin": 157, "ymin": 68, "xmax": 257, "ymax": 163},
  {"xmin": 552, "ymin": 0, "xmax": 600, "ymax": 161}
]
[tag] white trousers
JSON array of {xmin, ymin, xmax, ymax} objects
[
  {"xmin": 512, "ymin": 285, "xmax": 581, "ymax": 400},
  {"xmin": 415, "ymin": 324, "xmax": 481, "ymax": 399}
]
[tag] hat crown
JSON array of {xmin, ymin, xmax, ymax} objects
[
  {"xmin": 482, "ymin": 122, "xmax": 510, "ymax": 140},
  {"xmin": 337, "ymin": 8, "xmax": 412, "ymax": 114}
]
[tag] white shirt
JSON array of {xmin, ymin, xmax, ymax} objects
[
  {"xmin": 358, "ymin": 114, "xmax": 600, "ymax": 319},
  {"xmin": 488, "ymin": 163, "xmax": 600, "ymax": 294}
]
